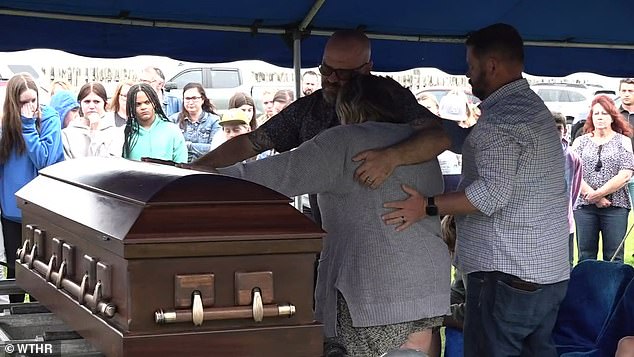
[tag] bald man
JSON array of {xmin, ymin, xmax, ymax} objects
[
  {"xmin": 190, "ymin": 29, "xmax": 450, "ymax": 357},
  {"xmin": 193, "ymin": 30, "xmax": 449, "ymax": 184}
]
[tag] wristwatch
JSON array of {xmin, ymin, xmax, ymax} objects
[{"xmin": 426, "ymin": 196, "xmax": 438, "ymax": 216}]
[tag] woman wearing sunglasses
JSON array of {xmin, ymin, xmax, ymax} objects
[{"xmin": 573, "ymin": 95, "xmax": 634, "ymax": 262}]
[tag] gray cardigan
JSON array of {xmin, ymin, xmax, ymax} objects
[{"xmin": 218, "ymin": 122, "xmax": 450, "ymax": 337}]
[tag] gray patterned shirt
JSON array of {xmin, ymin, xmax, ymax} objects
[{"xmin": 455, "ymin": 79, "xmax": 570, "ymax": 284}]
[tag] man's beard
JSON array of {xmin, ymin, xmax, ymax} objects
[
  {"xmin": 303, "ymin": 89, "xmax": 313, "ymax": 96},
  {"xmin": 469, "ymin": 71, "xmax": 488, "ymax": 101}
]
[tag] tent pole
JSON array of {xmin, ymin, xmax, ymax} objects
[{"xmin": 293, "ymin": 29, "xmax": 303, "ymax": 211}]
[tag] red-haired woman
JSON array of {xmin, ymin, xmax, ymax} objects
[{"xmin": 573, "ymin": 95, "xmax": 634, "ymax": 262}]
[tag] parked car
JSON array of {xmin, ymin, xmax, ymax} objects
[
  {"xmin": 164, "ymin": 65, "xmax": 253, "ymax": 113},
  {"xmin": 529, "ymin": 82, "xmax": 614, "ymax": 126}
]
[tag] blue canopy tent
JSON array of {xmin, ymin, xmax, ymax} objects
[
  {"xmin": 1, "ymin": 0, "xmax": 633, "ymax": 78},
  {"xmin": 2, "ymin": 1, "xmax": 634, "ymax": 353}
]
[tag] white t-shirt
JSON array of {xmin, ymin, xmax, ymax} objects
[{"xmin": 437, "ymin": 150, "xmax": 462, "ymax": 175}]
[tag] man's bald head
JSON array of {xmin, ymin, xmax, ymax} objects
[
  {"xmin": 323, "ymin": 30, "xmax": 371, "ymax": 69},
  {"xmin": 320, "ymin": 30, "xmax": 373, "ymax": 104}
]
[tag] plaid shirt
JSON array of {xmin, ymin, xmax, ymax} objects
[{"xmin": 455, "ymin": 79, "xmax": 570, "ymax": 284}]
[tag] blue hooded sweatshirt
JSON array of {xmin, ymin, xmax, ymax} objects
[
  {"xmin": 49, "ymin": 90, "xmax": 78, "ymax": 128},
  {"xmin": 0, "ymin": 105, "xmax": 65, "ymax": 222}
]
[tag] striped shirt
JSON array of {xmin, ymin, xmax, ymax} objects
[{"xmin": 455, "ymin": 79, "xmax": 570, "ymax": 284}]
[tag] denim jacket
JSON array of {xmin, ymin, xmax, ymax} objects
[{"xmin": 170, "ymin": 111, "xmax": 221, "ymax": 162}]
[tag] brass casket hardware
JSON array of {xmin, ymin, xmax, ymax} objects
[
  {"xmin": 17, "ymin": 237, "xmax": 117, "ymax": 318},
  {"xmin": 155, "ymin": 287, "xmax": 295, "ymax": 326}
]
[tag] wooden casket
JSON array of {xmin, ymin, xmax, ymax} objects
[{"xmin": 14, "ymin": 158, "xmax": 324, "ymax": 357}]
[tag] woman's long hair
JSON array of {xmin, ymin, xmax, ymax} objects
[
  {"xmin": 336, "ymin": 75, "xmax": 404, "ymax": 125},
  {"xmin": 108, "ymin": 79, "xmax": 135, "ymax": 114},
  {"xmin": 583, "ymin": 95, "xmax": 634, "ymax": 137},
  {"xmin": 228, "ymin": 92, "xmax": 257, "ymax": 130},
  {"xmin": 122, "ymin": 83, "xmax": 169, "ymax": 158},
  {"xmin": 0, "ymin": 73, "xmax": 41, "ymax": 163},
  {"xmin": 176, "ymin": 82, "xmax": 216, "ymax": 130}
]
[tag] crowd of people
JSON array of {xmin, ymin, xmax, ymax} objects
[{"xmin": 1, "ymin": 23, "xmax": 634, "ymax": 357}]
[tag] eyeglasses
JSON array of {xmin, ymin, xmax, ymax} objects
[
  {"xmin": 595, "ymin": 145, "xmax": 603, "ymax": 172},
  {"xmin": 184, "ymin": 96, "xmax": 202, "ymax": 102},
  {"xmin": 318, "ymin": 62, "xmax": 368, "ymax": 80}
]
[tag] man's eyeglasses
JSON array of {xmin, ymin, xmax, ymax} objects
[
  {"xmin": 318, "ymin": 62, "xmax": 368, "ymax": 80},
  {"xmin": 140, "ymin": 79, "xmax": 158, "ymax": 85},
  {"xmin": 184, "ymin": 96, "xmax": 202, "ymax": 102},
  {"xmin": 595, "ymin": 145, "xmax": 603, "ymax": 172}
]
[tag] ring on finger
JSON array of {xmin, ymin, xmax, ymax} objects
[{"xmin": 401, "ymin": 216, "xmax": 406, "ymax": 223}]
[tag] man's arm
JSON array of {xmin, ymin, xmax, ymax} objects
[
  {"xmin": 191, "ymin": 129, "xmax": 274, "ymax": 169},
  {"xmin": 353, "ymin": 117, "xmax": 451, "ymax": 188}
]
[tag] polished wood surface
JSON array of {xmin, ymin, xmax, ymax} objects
[
  {"xmin": 123, "ymin": 324, "xmax": 323, "ymax": 357},
  {"xmin": 35, "ymin": 157, "xmax": 290, "ymax": 204},
  {"xmin": 16, "ymin": 158, "xmax": 324, "ymax": 356}
]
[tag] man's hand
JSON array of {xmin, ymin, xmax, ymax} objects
[
  {"xmin": 382, "ymin": 184, "xmax": 427, "ymax": 232},
  {"xmin": 352, "ymin": 148, "xmax": 398, "ymax": 189}
]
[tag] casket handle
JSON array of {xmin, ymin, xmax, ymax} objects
[
  {"xmin": 154, "ymin": 289, "xmax": 295, "ymax": 326},
  {"xmin": 192, "ymin": 291, "xmax": 204, "ymax": 326},
  {"xmin": 26, "ymin": 252, "xmax": 117, "ymax": 319},
  {"xmin": 252, "ymin": 288, "xmax": 264, "ymax": 322},
  {"xmin": 17, "ymin": 240, "xmax": 30, "ymax": 264}
]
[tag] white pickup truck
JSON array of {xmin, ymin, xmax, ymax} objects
[
  {"xmin": 164, "ymin": 65, "xmax": 252, "ymax": 112},
  {"xmin": 164, "ymin": 65, "xmax": 295, "ymax": 115}
]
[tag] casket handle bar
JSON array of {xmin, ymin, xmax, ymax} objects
[
  {"xmin": 155, "ymin": 287, "xmax": 295, "ymax": 325},
  {"xmin": 17, "ymin": 240, "xmax": 117, "ymax": 319}
]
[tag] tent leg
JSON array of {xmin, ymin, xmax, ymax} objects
[{"xmin": 292, "ymin": 30, "xmax": 303, "ymax": 211}]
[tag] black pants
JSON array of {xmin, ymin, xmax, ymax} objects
[{"xmin": 1, "ymin": 216, "xmax": 26, "ymax": 303}]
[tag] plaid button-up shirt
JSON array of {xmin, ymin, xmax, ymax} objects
[{"xmin": 455, "ymin": 79, "xmax": 570, "ymax": 284}]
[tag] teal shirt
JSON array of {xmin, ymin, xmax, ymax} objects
[{"xmin": 127, "ymin": 116, "xmax": 187, "ymax": 163}]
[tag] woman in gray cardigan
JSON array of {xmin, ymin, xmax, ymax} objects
[{"xmin": 217, "ymin": 75, "xmax": 450, "ymax": 356}]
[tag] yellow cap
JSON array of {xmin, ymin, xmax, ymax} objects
[{"xmin": 219, "ymin": 108, "xmax": 250, "ymax": 126}]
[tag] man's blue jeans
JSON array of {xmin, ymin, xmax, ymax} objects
[
  {"xmin": 573, "ymin": 205, "xmax": 629, "ymax": 262},
  {"xmin": 464, "ymin": 271, "xmax": 568, "ymax": 357}
]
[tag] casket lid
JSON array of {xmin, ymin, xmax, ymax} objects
[
  {"xmin": 16, "ymin": 158, "xmax": 323, "ymax": 249},
  {"xmin": 36, "ymin": 157, "xmax": 289, "ymax": 205}
]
